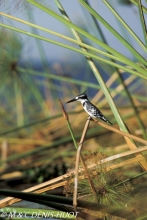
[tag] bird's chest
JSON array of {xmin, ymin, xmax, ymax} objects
[{"xmin": 83, "ymin": 102, "xmax": 97, "ymax": 117}]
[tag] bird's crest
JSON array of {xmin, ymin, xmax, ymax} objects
[{"xmin": 78, "ymin": 90, "xmax": 87, "ymax": 98}]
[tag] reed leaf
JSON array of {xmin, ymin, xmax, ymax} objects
[
  {"xmin": 102, "ymin": 0, "xmax": 146, "ymax": 51},
  {"xmin": 27, "ymin": 0, "xmax": 147, "ymax": 76},
  {"xmin": 138, "ymin": 0, "xmax": 147, "ymax": 48},
  {"xmin": 0, "ymin": 190, "xmax": 134, "ymax": 219},
  {"xmin": 79, "ymin": 0, "xmax": 147, "ymax": 64},
  {"xmin": 2, "ymin": 22, "xmax": 146, "ymax": 78}
]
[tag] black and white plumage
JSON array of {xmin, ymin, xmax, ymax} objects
[{"xmin": 66, "ymin": 91, "xmax": 113, "ymax": 125}]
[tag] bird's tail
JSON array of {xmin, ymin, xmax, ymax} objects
[
  {"xmin": 106, "ymin": 119, "xmax": 113, "ymax": 125},
  {"xmin": 100, "ymin": 115, "xmax": 113, "ymax": 125}
]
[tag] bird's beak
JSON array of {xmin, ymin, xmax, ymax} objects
[{"xmin": 66, "ymin": 97, "xmax": 77, "ymax": 103}]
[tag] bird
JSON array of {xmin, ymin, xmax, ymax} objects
[{"xmin": 66, "ymin": 90, "xmax": 113, "ymax": 125}]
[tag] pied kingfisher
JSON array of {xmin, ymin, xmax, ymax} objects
[{"xmin": 66, "ymin": 91, "xmax": 113, "ymax": 125}]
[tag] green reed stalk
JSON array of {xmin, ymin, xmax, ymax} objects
[
  {"xmin": 53, "ymin": 0, "xmax": 134, "ymax": 136},
  {"xmin": 85, "ymin": 0, "xmax": 147, "ymax": 139}
]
